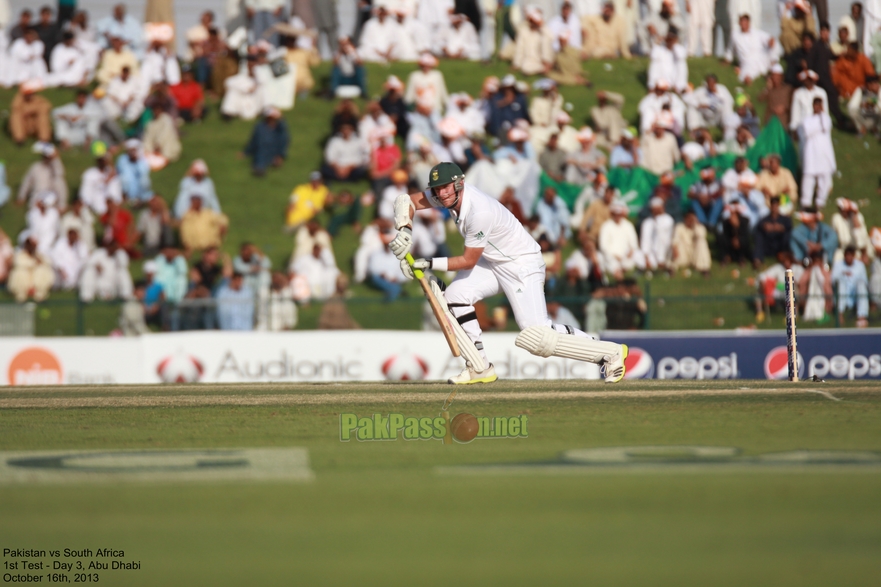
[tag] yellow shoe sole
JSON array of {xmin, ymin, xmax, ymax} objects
[
  {"xmin": 448, "ymin": 373, "xmax": 499, "ymax": 385},
  {"xmin": 605, "ymin": 344, "xmax": 628, "ymax": 384}
]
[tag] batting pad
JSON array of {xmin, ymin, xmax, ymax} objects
[
  {"xmin": 515, "ymin": 326, "xmax": 620, "ymax": 364},
  {"xmin": 429, "ymin": 278, "xmax": 487, "ymax": 372}
]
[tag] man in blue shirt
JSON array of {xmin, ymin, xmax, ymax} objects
[
  {"xmin": 791, "ymin": 210, "xmax": 839, "ymax": 263},
  {"xmin": 116, "ymin": 139, "xmax": 153, "ymax": 203},
  {"xmin": 831, "ymin": 246, "xmax": 870, "ymax": 327},
  {"xmin": 216, "ymin": 272, "xmax": 255, "ymax": 331}
]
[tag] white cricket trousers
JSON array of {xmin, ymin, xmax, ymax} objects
[
  {"xmin": 801, "ymin": 173, "xmax": 833, "ymax": 208},
  {"xmin": 444, "ymin": 253, "xmax": 593, "ymax": 363},
  {"xmin": 688, "ymin": 0, "xmax": 715, "ymax": 57}
]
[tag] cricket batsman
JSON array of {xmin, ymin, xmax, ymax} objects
[{"xmin": 389, "ymin": 162, "xmax": 628, "ymax": 384}]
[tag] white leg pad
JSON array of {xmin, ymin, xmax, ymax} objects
[
  {"xmin": 515, "ymin": 326, "xmax": 620, "ymax": 364},
  {"xmin": 429, "ymin": 277, "xmax": 487, "ymax": 372}
]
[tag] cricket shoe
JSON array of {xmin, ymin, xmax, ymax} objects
[
  {"xmin": 448, "ymin": 363, "xmax": 498, "ymax": 385},
  {"xmin": 602, "ymin": 344, "xmax": 628, "ymax": 383}
]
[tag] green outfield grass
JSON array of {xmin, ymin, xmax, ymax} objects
[
  {"xmin": 2, "ymin": 57, "xmax": 880, "ymax": 332},
  {"xmin": 1, "ymin": 380, "xmax": 880, "ymax": 586}
]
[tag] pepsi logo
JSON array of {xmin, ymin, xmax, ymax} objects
[
  {"xmin": 764, "ymin": 346, "xmax": 805, "ymax": 380},
  {"xmin": 624, "ymin": 347, "xmax": 654, "ymax": 379}
]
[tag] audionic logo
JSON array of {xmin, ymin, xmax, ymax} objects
[{"xmin": 7, "ymin": 347, "xmax": 63, "ymax": 385}]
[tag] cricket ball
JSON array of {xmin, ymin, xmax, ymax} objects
[{"xmin": 450, "ymin": 413, "xmax": 479, "ymax": 443}]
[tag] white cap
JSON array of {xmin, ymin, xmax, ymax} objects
[
  {"xmin": 37, "ymin": 190, "xmax": 57, "ymax": 206},
  {"xmin": 263, "ymin": 106, "xmax": 281, "ymax": 118},
  {"xmin": 533, "ymin": 78, "xmax": 556, "ymax": 92},
  {"xmin": 190, "ymin": 159, "xmax": 208, "ymax": 174},
  {"xmin": 21, "ymin": 79, "xmax": 44, "ymax": 93},
  {"xmin": 798, "ymin": 69, "xmax": 819, "ymax": 81},
  {"xmin": 418, "ymin": 52, "xmax": 438, "ymax": 67},
  {"xmin": 143, "ymin": 260, "xmax": 158, "ymax": 274},
  {"xmin": 770, "ymin": 63, "xmax": 784, "ymax": 74},
  {"xmin": 501, "ymin": 74, "xmax": 517, "ymax": 87},
  {"xmin": 508, "ymin": 127, "xmax": 529, "ymax": 142},
  {"xmin": 649, "ymin": 197, "xmax": 664, "ymax": 209},
  {"xmin": 439, "ymin": 118, "xmax": 464, "ymax": 139},
  {"xmin": 610, "ymin": 200, "xmax": 629, "ymax": 214},
  {"xmin": 124, "ymin": 138, "xmax": 141, "ymax": 150},
  {"xmin": 621, "ymin": 128, "xmax": 634, "ymax": 140},
  {"xmin": 654, "ymin": 78, "xmax": 670, "ymax": 90},
  {"xmin": 32, "ymin": 141, "xmax": 56, "ymax": 157},
  {"xmin": 556, "ymin": 111, "xmax": 572, "ymax": 124},
  {"xmin": 384, "ymin": 75, "xmax": 403, "ymax": 90},
  {"xmin": 335, "ymin": 85, "xmax": 361, "ymax": 99},
  {"xmin": 576, "ymin": 126, "xmax": 595, "ymax": 142}
]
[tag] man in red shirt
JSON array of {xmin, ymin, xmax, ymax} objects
[{"xmin": 170, "ymin": 68, "xmax": 205, "ymax": 122}]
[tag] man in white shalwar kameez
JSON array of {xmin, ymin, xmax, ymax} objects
[
  {"xmin": 549, "ymin": 1, "xmax": 584, "ymax": 52},
  {"xmin": 25, "ymin": 191, "xmax": 61, "ymax": 257},
  {"xmin": 638, "ymin": 79, "xmax": 686, "ymax": 134},
  {"xmin": 79, "ymin": 152, "xmax": 123, "ymax": 216},
  {"xmin": 648, "ymin": 29, "xmax": 689, "ymax": 93},
  {"xmin": 684, "ymin": 73, "xmax": 734, "ymax": 131},
  {"xmin": 405, "ymin": 53, "xmax": 449, "ymax": 114},
  {"xmin": 728, "ymin": 0, "xmax": 761, "ymax": 33},
  {"xmin": 799, "ymin": 97, "xmax": 836, "ymax": 209},
  {"xmin": 729, "ymin": 14, "xmax": 777, "ymax": 84},
  {"xmin": 50, "ymin": 228, "xmax": 89, "ymax": 290},
  {"xmin": 444, "ymin": 14, "xmax": 480, "ymax": 60},
  {"xmin": 79, "ymin": 242, "xmax": 133, "ymax": 302},
  {"xmin": 49, "ymin": 32, "xmax": 89, "ymax": 87},
  {"xmin": 416, "ymin": 0, "xmax": 454, "ymax": 54},
  {"xmin": 104, "ymin": 66, "xmax": 145, "ymax": 123},
  {"xmin": 640, "ymin": 197, "xmax": 675, "ymax": 270},
  {"xmin": 221, "ymin": 63, "xmax": 267, "ymax": 120},
  {"xmin": 598, "ymin": 199, "xmax": 646, "ymax": 280},
  {"xmin": 393, "ymin": 7, "xmax": 431, "ymax": 61},
  {"xmin": 53, "ymin": 90, "xmax": 101, "ymax": 147},
  {"xmin": 359, "ymin": 6, "xmax": 401, "ymax": 62},
  {"xmin": 790, "ymin": 70, "xmax": 829, "ymax": 132},
  {"xmin": 8, "ymin": 29, "xmax": 47, "ymax": 86}
]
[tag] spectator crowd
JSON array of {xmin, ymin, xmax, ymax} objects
[{"xmin": 1, "ymin": 0, "xmax": 881, "ymax": 332}]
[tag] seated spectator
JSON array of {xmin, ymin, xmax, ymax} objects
[
  {"xmin": 756, "ymin": 154, "xmax": 798, "ymax": 213},
  {"xmin": 290, "ymin": 244, "xmax": 340, "ymax": 301},
  {"xmin": 779, "ymin": 2, "xmax": 815, "ymax": 56},
  {"xmin": 137, "ymin": 195, "xmax": 173, "ymax": 257},
  {"xmin": 169, "ymin": 68, "xmax": 205, "ymax": 122},
  {"xmin": 119, "ymin": 281, "xmax": 150, "ymax": 335},
  {"xmin": 582, "ymin": 2, "xmax": 631, "ymax": 59},
  {"xmin": 637, "ymin": 79, "xmax": 685, "ymax": 134},
  {"xmin": 174, "ymin": 159, "xmax": 220, "ymax": 219},
  {"xmin": 181, "ymin": 247, "xmax": 230, "ymax": 330},
  {"xmin": 352, "ymin": 219, "xmax": 389, "ymax": 284},
  {"xmin": 672, "ymin": 211, "xmax": 712, "ymax": 275},
  {"xmin": 791, "ymin": 210, "xmax": 839, "ymax": 264},
  {"xmin": 579, "ymin": 184, "xmax": 616, "ymax": 244},
  {"xmin": 138, "ymin": 262, "xmax": 165, "ymax": 330},
  {"xmin": 444, "ymin": 13, "xmax": 480, "ymax": 60},
  {"xmin": 731, "ymin": 14, "xmax": 777, "ymax": 84},
  {"xmin": 486, "ymin": 75, "xmax": 529, "ymax": 138},
  {"xmin": 755, "ymin": 197, "xmax": 793, "ymax": 263},
  {"xmin": 50, "ymin": 32, "xmax": 90, "ymax": 88},
  {"xmin": 358, "ymin": 5, "xmax": 400, "ymax": 63},
  {"xmin": 366, "ymin": 237, "xmax": 408, "ymax": 301},
  {"xmin": 281, "ymin": 34, "xmax": 320, "ymax": 98},
  {"xmin": 293, "ymin": 219, "xmax": 335, "ymax": 264},
  {"xmin": 598, "ymin": 200, "xmax": 645, "ymax": 281},
  {"xmin": 330, "ymin": 36, "xmax": 367, "ymax": 98},
  {"xmin": 563, "ymin": 233, "xmax": 603, "ymax": 290},
  {"xmin": 286, "ymin": 171, "xmax": 330, "ymax": 230},
  {"xmin": 688, "ymin": 168, "xmax": 724, "ymax": 228},
  {"xmin": 539, "ymin": 133, "xmax": 567, "ymax": 182},
  {"xmin": 513, "ymin": 8, "xmax": 554, "ymax": 76},
  {"xmin": 60, "ymin": 197, "xmax": 96, "ymax": 251},
  {"xmin": 871, "ymin": 229, "xmax": 881, "ymax": 307},
  {"xmin": 10, "ymin": 81, "xmax": 52, "ymax": 146},
  {"xmin": 721, "ymin": 157, "xmax": 766, "ymax": 228},
  {"xmin": 498, "ymin": 187, "xmax": 527, "ymax": 224},
  {"xmin": 0, "ymin": 229, "xmax": 15, "ymax": 285},
  {"xmin": 220, "ymin": 61, "xmax": 264, "ymax": 120},
  {"xmin": 80, "ymin": 144, "xmax": 123, "ymax": 215},
  {"xmin": 648, "ymin": 28, "xmax": 688, "ymax": 94},
  {"xmin": 369, "ymin": 128, "xmax": 402, "ymax": 195},
  {"xmin": 641, "ymin": 119, "xmax": 681, "ymax": 175},
  {"xmin": 548, "ymin": 30, "xmax": 589, "ymax": 87},
  {"xmin": 327, "ymin": 190, "xmax": 362, "ymax": 236},
  {"xmin": 96, "ymin": 5, "xmax": 144, "ymax": 56},
  {"xmin": 103, "ymin": 65, "xmax": 144, "ymax": 123},
  {"xmin": 116, "ymin": 139, "xmax": 153, "ymax": 203},
  {"xmin": 832, "ymin": 42, "xmax": 876, "ymax": 100},
  {"xmin": 79, "ymin": 241, "xmax": 133, "ymax": 301},
  {"xmin": 100, "ymin": 198, "xmax": 138, "ymax": 254},
  {"xmin": 721, "ymin": 124, "xmax": 755, "ymax": 156},
  {"xmin": 798, "ymin": 249, "xmax": 834, "ymax": 321},
  {"xmin": 141, "ymin": 36, "xmax": 181, "ymax": 89},
  {"xmin": 25, "ymin": 191, "xmax": 60, "ymax": 257},
  {"xmin": 216, "ymin": 273, "xmax": 255, "ymax": 330},
  {"xmin": 547, "ymin": 300, "xmax": 580, "ymax": 331},
  {"xmin": 847, "ymin": 74, "xmax": 881, "ymax": 136},
  {"xmin": 755, "ymin": 251, "xmax": 804, "ymax": 320},
  {"xmin": 17, "ymin": 142, "xmax": 68, "ymax": 207},
  {"xmin": 758, "ymin": 64, "xmax": 794, "ymax": 128},
  {"xmin": 640, "ymin": 197, "xmax": 675, "ymax": 272},
  {"xmin": 53, "ymin": 90, "xmax": 101, "ymax": 149},
  {"xmin": 649, "ymin": 172, "xmax": 684, "ymax": 222},
  {"xmin": 233, "ymin": 242, "xmax": 272, "ymax": 298},
  {"xmin": 832, "ymin": 246, "xmax": 870, "ymax": 327},
  {"xmin": 404, "ymin": 53, "xmax": 447, "ymax": 111},
  {"xmin": 321, "ymin": 122, "xmax": 369, "ymax": 184},
  {"xmin": 379, "ymin": 75, "xmax": 409, "ymax": 139},
  {"xmin": 592, "ymin": 91, "xmax": 627, "ymax": 149},
  {"xmin": 719, "ymin": 200, "xmax": 754, "ymax": 266},
  {"xmin": 685, "ymin": 74, "xmax": 734, "ymax": 132},
  {"xmin": 609, "ymin": 129, "xmax": 642, "ymax": 169},
  {"xmin": 8, "ymin": 233, "xmax": 55, "ymax": 302},
  {"xmin": 535, "ymin": 187, "xmax": 571, "ymax": 247},
  {"xmin": 831, "ymin": 198, "xmax": 873, "ymax": 263},
  {"xmin": 179, "ymin": 195, "xmax": 229, "ymax": 256},
  {"xmin": 378, "ymin": 170, "xmax": 410, "ymax": 221},
  {"xmin": 242, "ymin": 107, "xmax": 290, "ymax": 177},
  {"xmin": 50, "ymin": 228, "xmax": 89, "ymax": 290},
  {"xmin": 8, "ymin": 29, "xmax": 48, "ymax": 86},
  {"xmin": 318, "ymin": 275, "xmax": 361, "ymax": 329},
  {"xmin": 96, "ymin": 36, "xmax": 139, "ymax": 86},
  {"xmin": 565, "ymin": 127, "xmax": 605, "ymax": 184},
  {"xmin": 142, "ymin": 104, "xmax": 182, "ymax": 167}
]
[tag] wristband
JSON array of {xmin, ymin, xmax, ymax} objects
[{"xmin": 431, "ymin": 257, "xmax": 449, "ymax": 272}]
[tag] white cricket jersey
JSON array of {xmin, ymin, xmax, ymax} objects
[{"xmin": 424, "ymin": 183, "xmax": 540, "ymax": 264}]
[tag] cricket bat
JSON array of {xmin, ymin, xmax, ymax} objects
[{"xmin": 406, "ymin": 253, "xmax": 460, "ymax": 358}]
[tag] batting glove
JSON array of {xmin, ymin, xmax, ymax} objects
[
  {"xmin": 389, "ymin": 227, "xmax": 413, "ymax": 260},
  {"xmin": 400, "ymin": 257, "xmax": 430, "ymax": 280}
]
